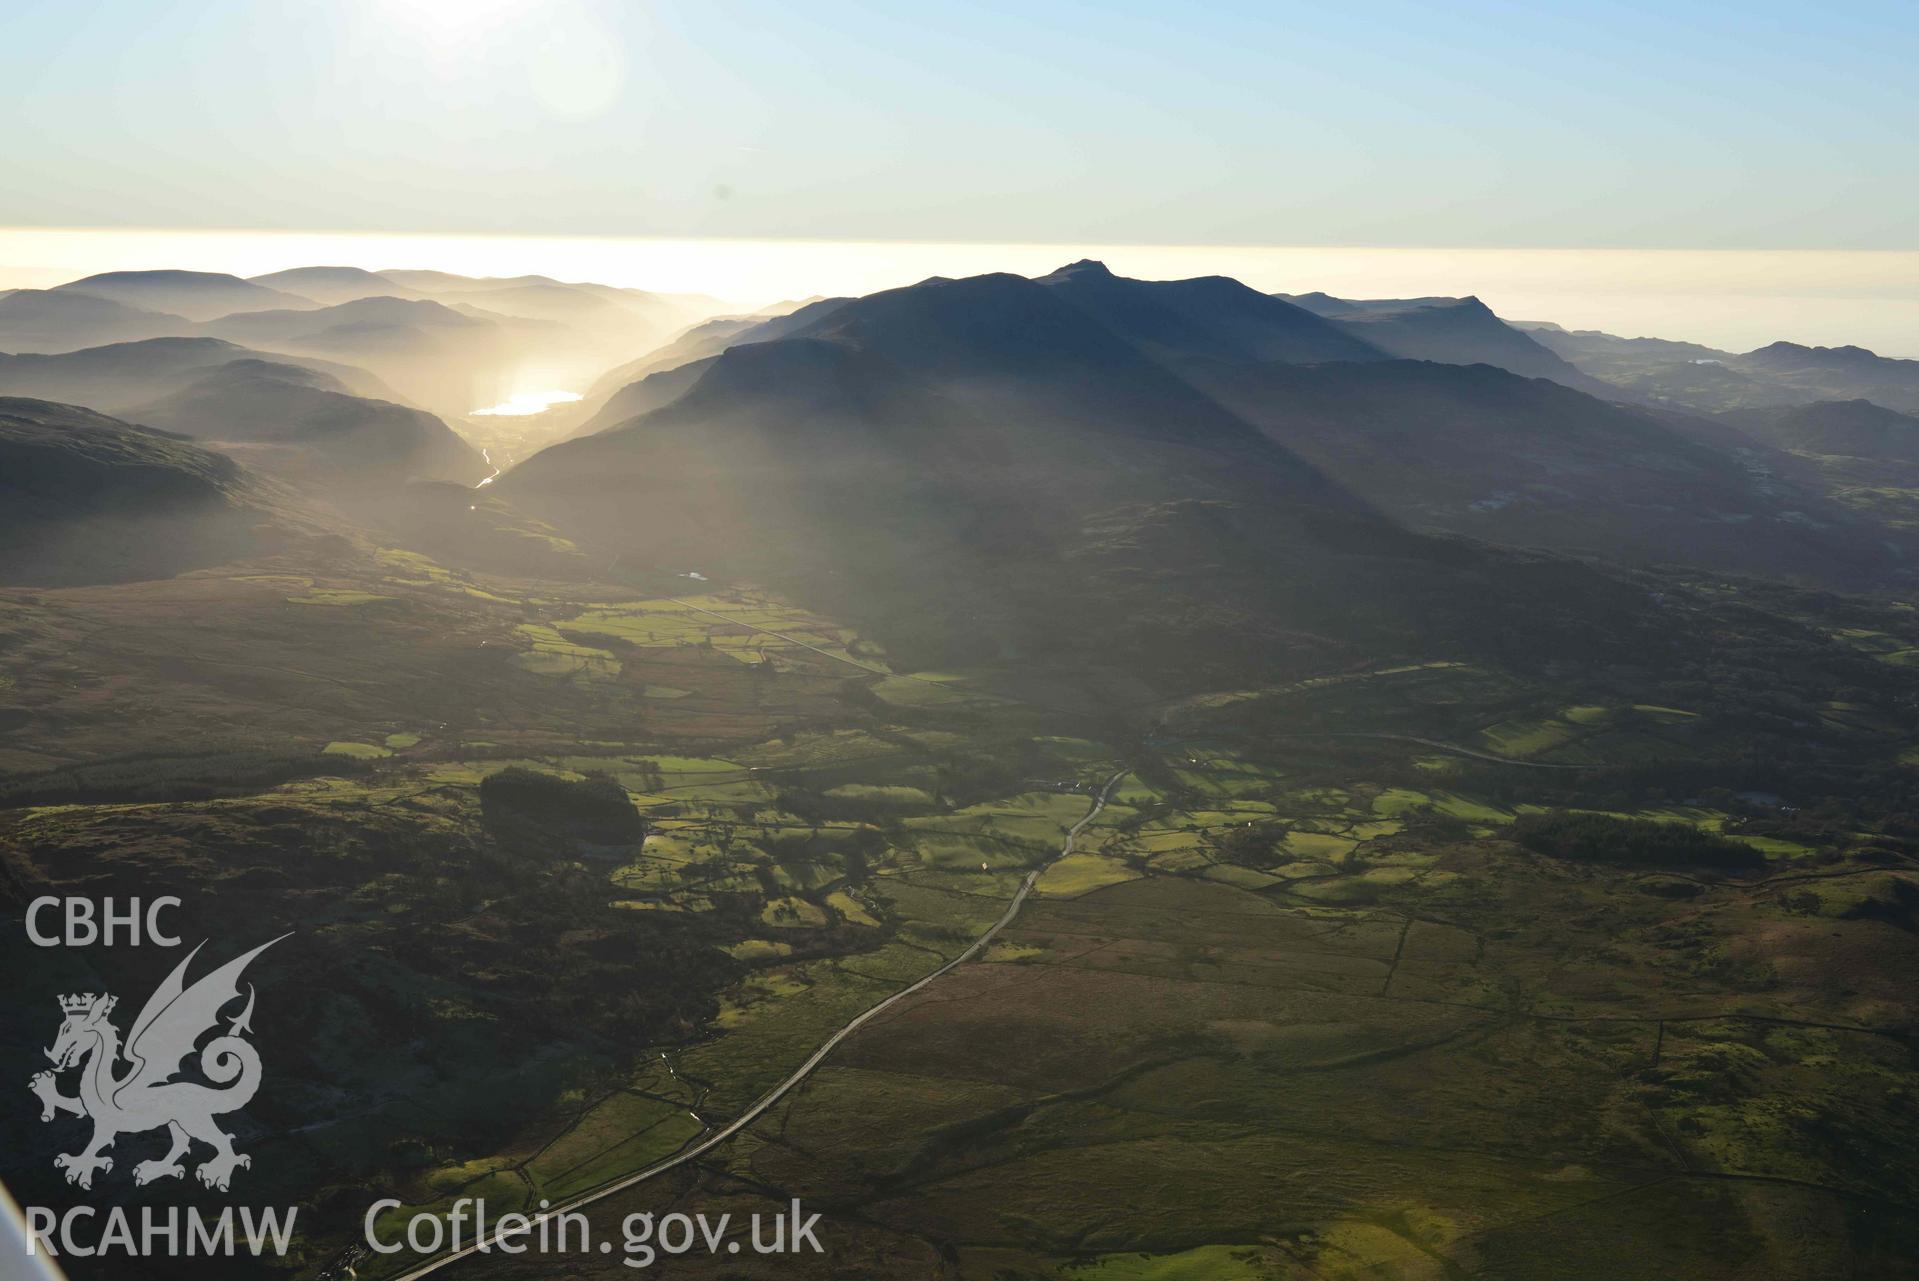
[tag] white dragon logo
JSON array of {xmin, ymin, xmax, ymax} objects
[{"xmin": 28, "ymin": 935, "xmax": 286, "ymax": 1193}]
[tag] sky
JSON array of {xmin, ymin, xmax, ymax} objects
[
  {"xmin": 0, "ymin": 1, "xmax": 1916, "ymax": 352},
  {"xmin": 3, "ymin": 0, "xmax": 1916, "ymax": 248}
]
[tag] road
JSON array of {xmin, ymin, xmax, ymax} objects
[
  {"xmin": 387, "ymin": 768, "xmax": 1131, "ymax": 1279},
  {"xmin": 1274, "ymin": 731, "xmax": 1592, "ymax": 769}
]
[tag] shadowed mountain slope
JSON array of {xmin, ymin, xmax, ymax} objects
[
  {"xmin": 571, "ymin": 262, "xmax": 1380, "ymax": 442},
  {"xmin": 1723, "ymin": 399, "xmax": 1919, "ymax": 464},
  {"xmin": 129, "ymin": 358, "xmax": 488, "ymax": 486},
  {"xmin": 1194, "ymin": 359, "xmax": 1894, "ymax": 585},
  {"xmin": 0, "ymin": 398, "xmax": 284, "ymax": 585},
  {"xmin": 574, "ymin": 357, "xmax": 719, "ymax": 436},
  {"xmin": 776, "ymin": 270, "xmax": 1290, "ymax": 443},
  {"xmin": 549, "ymin": 266, "xmax": 1902, "ymax": 601},
  {"xmin": 1035, "ymin": 260, "xmax": 1387, "ymax": 367},
  {"xmin": 566, "ymin": 297, "xmax": 856, "ymax": 437},
  {"xmin": 503, "ymin": 279, "xmax": 1684, "ymax": 687},
  {"xmin": 0, "ymin": 336, "xmax": 395, "ymax": 413}
]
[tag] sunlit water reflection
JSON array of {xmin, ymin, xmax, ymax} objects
[{"xmin": 470, "ymin": 389, "xmax": 583, "ymax": 417}]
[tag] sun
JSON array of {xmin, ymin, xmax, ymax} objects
[{"xmin": 377, "ymin": 0, "xmax": 533, "ymax": 38}]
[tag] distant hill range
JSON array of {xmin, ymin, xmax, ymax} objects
[
  {"xmin": 248, "ymin": 265, "xmax": 431, "ymax": 305},
  {"xmin": 1522, "ymin": 325, "xmax": 1919, "ymax": 416},
  {"xmin": 52, "ymin": 270, "xmax": 316, "ymax": 321},
  {"xmin": 4, "ymin": 267, "xmax": 727, "ymax": 419},
  {"xmin": 200, "ymin": 295, "xmax": 527, "ymax": 412}
]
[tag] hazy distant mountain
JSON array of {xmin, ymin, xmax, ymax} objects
[
  {"xmin": 129, "ymin": 358, "xmax": 488, "ymax": 486},
  {"xmin": 376, "ymin": 270, "xmax": 590, "ymax": 296},
  {"xmin": 247, "ymin": 266, "xmax": 425, "ymax": 305},
  {"xmin": 1285, "ymin": 294, "xmax": 1618, "ymax": 394},
  {"xmin": 1736, "ymin": 342, "xmax": 1919, "ymax": 414},
  {"xmin": 503, "ymin": 272, "xmax": 1681, "ymax": 684},
  {"xmin": 1280, "ymin": 291, "xmax": 1469, "ymax": 318},
  {"xmin": 1723, "ymin": 399, "xmax": 1919, "ymax": 464},
  {"xmin": 201, "ymin": 295, "xmax": 490, "ymax": 344},
  {"xmin": 0, "ymin": 336, "xmax": 394, "ymax": 414},
  {"xmin": 214, "ymin": 275, "xmax": 716, "ymax": 412},
  {"xmin": 0, "ymin": 397, "xmax": 281, "ymax": 585},
  {"xmin": 200, "ymin": 296, "xmax": 520, "ymax": 413},
  {"xmin": 1520, "ymin": 327, "xmax": 1919, "ymax": 417},
  {"xmin": 752, "ymin": 295, "xmax": 828, "ymax": 316},
  {"xmin": 440, "ymin": 280, "xmax": 677, "ymax": 328},
  {"xmin": 0, "ymin": 289, "xmax": 193, "ymax": 352},
  {"xmin": 376, "ymin": 270, "xmax": 705, "ymax": 330},
  {"xmin": 1519, "ymin": 324, "xmax": 1732, "ymax": 374},
  {"xmin": 52, "ymin": 269, "xmax": 315, "ymax": 321},
  {"xmin": 23, "ymin": 267, "xmax": 723, "ymax": 417}
]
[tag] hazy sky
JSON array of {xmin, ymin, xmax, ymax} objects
[{"xmin": 3, "ymin": 0, "xmax": 1916, "ymax": 248}]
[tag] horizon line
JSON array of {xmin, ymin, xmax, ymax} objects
[{"xmin": 8, "ymin": 225, "xmax": 1919, "ymax": 258}]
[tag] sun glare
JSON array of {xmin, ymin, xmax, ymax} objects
[
  {"xmin": 380, "ymin": 0, "xmax": 529, "ymax": 31},
  {"xmin": 470, "ymin": 389, "xmax": 584, "ymax": 417}
]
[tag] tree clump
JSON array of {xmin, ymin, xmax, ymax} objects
[
  {"xmin": 1511, "ymin": 809, "xmax": 1763, "ymax": 871},
  {"xmin": 480, "ymin": 767, "xmax": 644, "ymax": 854}
]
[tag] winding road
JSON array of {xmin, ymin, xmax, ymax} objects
[{"xmin": 387, "ymin": 767, "xmax": 1131, "ymax": 1279}]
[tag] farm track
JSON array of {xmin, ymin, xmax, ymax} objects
[
  {"xmin": 387, "ymin": 768, "xmax": 1131, "ymax": 1279},
  {"xmin": 1270, "ymin": 731, "xmax": 1592, "ymax": 769}
]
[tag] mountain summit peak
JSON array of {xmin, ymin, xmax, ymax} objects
[{"xmin": 1048, "ymin": 259, "xmax": 1113, "ymax": 278}]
